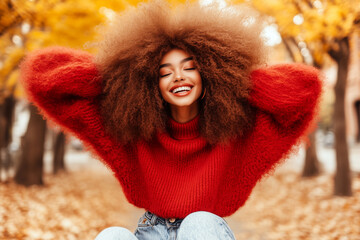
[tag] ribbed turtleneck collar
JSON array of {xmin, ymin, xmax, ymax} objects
[{"xmin": 168, "ymin": 115, "xmax": 200, "ymax": 140}]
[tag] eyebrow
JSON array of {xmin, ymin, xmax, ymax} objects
[{"xmin": 159, "ymin": 57, "xmax": 194, "ymax": 69}]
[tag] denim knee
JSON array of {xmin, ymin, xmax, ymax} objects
[
  {"xmin": 95, "ymin": 226, "xmax": 137, "ymax": 240},
  {"xmin": 177, "ymin": 211, "xmax": 235, "ymax": 240},
  {"xmin": 183, "ymin": 211, "xmax": 222, "ymax": 224}
]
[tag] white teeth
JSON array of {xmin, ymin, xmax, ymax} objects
[{"xmin": 172, "ymin": 86, "xmax": 192, "ymax": 93}]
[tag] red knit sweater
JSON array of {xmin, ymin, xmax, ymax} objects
[{"xmin": 21, "ymin": 47, "xmax": 322, "ymax": 219}]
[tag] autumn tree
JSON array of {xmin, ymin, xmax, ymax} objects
[
  {"xmin": 0, "ymin": 1, "xmax": 25, "ymax": 182},
  {"xmin": 1, "ymin": 0, "xmax": 127, "ymax": 185},
  {"xmin": 241, "ymin": 0, "xmax": 360, "ymax": 196}
]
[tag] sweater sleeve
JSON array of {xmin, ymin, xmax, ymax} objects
[
  {"xmin": 21, "ymin": 47, "xmax": 101, "ymax": 99},
  {"xmin": 239, "ymin": 63, "xmax": 322, "ymax": 182},
  {"xmin": 249, "ymin": 63, "xmax": 322, "ymax": 128},
  {"xmin": 21, "ymin": 46, "xmax": 115, "ymax": 163}
]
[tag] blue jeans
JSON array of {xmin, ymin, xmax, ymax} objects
[{"xmin": 95, "ymin": 211, "xmax": 236, "ymax": 240}]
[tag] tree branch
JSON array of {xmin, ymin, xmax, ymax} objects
[
  {"xmin": 282, "ymin": 37, "xmax": 297, "ymax": 62},
  {"xmin": 328, "ymin": 37, "xmax": 349, "ymax": 61}
]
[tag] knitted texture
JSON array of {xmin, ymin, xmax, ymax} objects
[{"xmin": 21, "ymin": 47, "xmax": 322, "ymax": 219}]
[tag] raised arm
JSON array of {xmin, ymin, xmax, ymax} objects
[
  {"xmin": 21, "ymin": 47, "xmax": 101, "ymax": 100},
  {"xmin": 249, "ymin": 63, "xmax": 322, "ymax": 128},
  {"xmin": 21, "ymin": 47, "xmax": 114, "ymax": 160},
  {"xmin": 234, "ymin": 64, "xmax": 323, "ymax": 187}
]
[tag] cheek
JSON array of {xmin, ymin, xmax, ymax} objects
[
  {"xmin": 195, "ymin": 74, "xmax": 203, "ymax": 97},
  {"xmin": 158, "ymin": 79, "xmax": 169, "ymax": 99}
]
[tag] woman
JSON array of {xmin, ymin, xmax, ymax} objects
[{"xmin": 21, "ymin": 1, "xmax": 322, "ymax": 239}]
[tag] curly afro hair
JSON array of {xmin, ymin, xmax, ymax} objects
[{"xmin": 94, "ymin": 0, "xmax": 267, "ymax": 144}]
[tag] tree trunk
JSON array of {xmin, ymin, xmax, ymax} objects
[
  {"xmin": 4, "ymin": 94, "xmax": 16, "ymax": 147},
  {"xmin": 0, "ymin": 94, "xmax": 16, "ymax": 182},
  {"xmin": 302, "ymin": 131, "xmax": 320, "ymax": 177},
  {"xmin": 3, "ymin": 95, "xmax": 16, "ymax": 180},
  {"xmin": 0, "ymin": 103, "xmax": 5, "ymax": 181},
  {"xmin": 14, "ymin": 104, "xmax": 46, "ymax": 186},
  {"xmin": 329, "ymin": 37, "xmax": 352, "ymax": 196},
  {"xmin": 355, "ymin": 100, "xmax": 360, "ymax": 142},
  {"xmin": 302, "ymin": 60, "xmax": 322, "ymax": 178},
  {"xmin": 283, "ymin": 38, "xmax": 299, "ymax": 63},
  {"xmin": 53, "ymin": 131, "xmax": 66, "ymax": 174}
]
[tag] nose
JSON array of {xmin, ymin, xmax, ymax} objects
[{"xmin": 174, "ymin": 73, "xmax": 185, "ymax": 82}]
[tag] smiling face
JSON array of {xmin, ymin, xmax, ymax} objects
[{"xmin": 159, "ymin": 49, "xmax": 202, "ymax": 111}]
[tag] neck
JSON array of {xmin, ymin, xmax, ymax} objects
[{"xmin": 170, "ymin": 101, "xmax": 199, "ymax": 123}]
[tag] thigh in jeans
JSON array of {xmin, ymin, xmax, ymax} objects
[
  {"xmin": 95, "ymin": 227, "xmax": 137, "ymax": 240},
  {"xmin": 177, "ymin": 211, "xmax": 236, "ymax": 240}
]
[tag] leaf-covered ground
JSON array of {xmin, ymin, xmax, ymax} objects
[
  {"xmin": 232, "ymin": 172, "xmax": 360, "ymax": 240},
  {"xmin": 1, "ymin": 164, "xmax": 359, "ymax": 240}
]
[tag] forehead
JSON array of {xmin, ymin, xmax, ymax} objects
[{"xmin": 160, "ymin": 49, "xmax": 192, "ymax": 64}]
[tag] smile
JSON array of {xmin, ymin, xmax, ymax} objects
[
  {"xmin": 172, "ymin": 86, "xmax": 192, "ymax": 93},
  {"xmin": 170, "ymin": 85, "xmax": 194, "ymax": 97}
]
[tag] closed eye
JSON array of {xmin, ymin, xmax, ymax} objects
[
  {"xmin": 160, "ymin": 73, "xmax": 171, "ymax": 78},
  {"xmin": 184, "ymin": 68, "xmax": 196, "ymax": 70}
]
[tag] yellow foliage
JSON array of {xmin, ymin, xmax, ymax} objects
[
  {"xmin": 231, "ymin": 0, "xmax": 360, "ymax": 67},
  {"xmin": 0, "ymin": 1, "xmax": 21, "ymax": 35},
  {"xmin": 0, "ymin": 33, "xmax": 13, "ymax": 54},
  {"xmin": 0, "ymin": 47, "xmax": 24, "ymax": 83},
  {"xmin": 35, "ymin": 2, "xmax": 105, "ymax": 48},
  {"xmin": 6, "ymin": 70, "xmax": 19, "ymax": 90},
  {"xmin": 0, "ymin": 47, "xmax": 24, "ymax": 101},
  {"xmin": 0, "ymin": 0, "xmax": 129, "ymax": 97},
  {"xmin": 5, "ymin": 70, "xmax": 23, "ymax": 98}
]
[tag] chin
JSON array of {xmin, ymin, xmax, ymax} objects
[
  {"xmin": 170, "ymin": 101, "xmax": 195, "ymax": 108},
  {"xmin": 170, "ymin": 96, "xmax": 200, "ymax": 106}
]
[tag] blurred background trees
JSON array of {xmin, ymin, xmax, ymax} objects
[
  {"xmin": 1, "ymin": 0, "xmax": 359, "ymax": 199},
  {"xmin": 0, "ymin": 0, "xmax": 128, "ymax": 185},
  {"xmin": 232, "ymin": 0, "xmax": 360, "ymax": 196}
]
